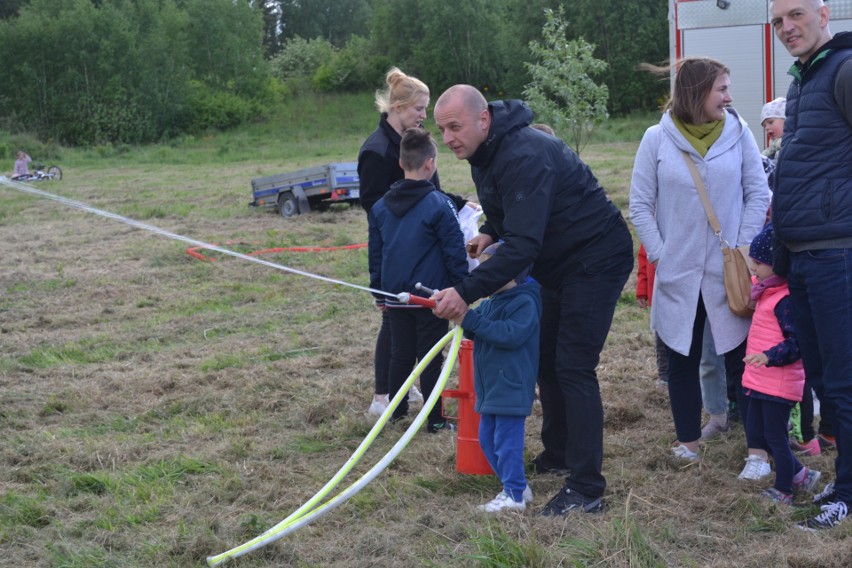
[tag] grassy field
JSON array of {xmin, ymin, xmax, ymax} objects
[{"xmin": 1, "ymin": 94, "xmax": 849, "ymax": 567}]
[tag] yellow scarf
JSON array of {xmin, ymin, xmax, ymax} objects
[{"xmin": 673, "ymin": 114, "xmax": 725, "ymax": 157}]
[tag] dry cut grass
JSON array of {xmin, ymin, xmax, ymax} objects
[{"xmin": 1, "ymin": 138, "xmax": 850, "ymax": 567}]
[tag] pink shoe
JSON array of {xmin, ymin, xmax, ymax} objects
[{"xmin": 791, "ymin": 437, "xmax": 821, "ymax": 456}]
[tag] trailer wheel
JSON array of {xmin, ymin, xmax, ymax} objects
[{"xmin": 278, "ymin": 192, "xmax": 298, "ymax": 217}]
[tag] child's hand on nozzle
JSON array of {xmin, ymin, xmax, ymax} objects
[
  {"xmin": 637, "ymin": 297, "xmax": 649, "ymax": 309},
  {"xmin": 743, "ymin": 352, "xmax": 769, "ymax": 367}
]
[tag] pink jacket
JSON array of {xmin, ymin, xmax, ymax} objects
[{"xmin": 742, "ymin": 284, "xmax": 805, "ymax": 401}]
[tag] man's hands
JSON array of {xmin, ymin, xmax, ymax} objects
[{"xmin": 432, "ymin": 287, "xmax": 468, "ymax": 321}]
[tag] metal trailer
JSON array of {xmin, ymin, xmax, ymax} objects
[
  {"xmin": 669, "ymin": 0, "xmax": 852, "ymax": 149},
  {"xmin": 249, "ymin": 162, "xmax": 360, "ymax": 217}
]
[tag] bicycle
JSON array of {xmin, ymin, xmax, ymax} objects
[{"xmin": 12, "ymin": 162, "xmax": 63, "ymax": 182}]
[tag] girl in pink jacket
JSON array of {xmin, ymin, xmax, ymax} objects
[{"xmin": 741, "ymin": 223, "xmax": 820, "ymax": 505}]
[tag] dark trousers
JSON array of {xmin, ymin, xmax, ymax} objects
[
  {"xmin": 745, "ymin": 396, "xmax": 803, "ymax": 495},
  {"xmin": 537, "ymin": 222, "xmax": 633, "ymax": 498},
  {"xmin": 787, "ymin": 247, "xmax": 852, "ymax": 504},
  {"xmin": 387, "ymin": 308, "xmax": 448, "ymax": 426},
  {"xmin": 374, "ymin": 310, "xmax": 391, "ymax": 395},
  {"xmin": 665, "ymin": 296, "xmax": 746, "ymax": 443}
]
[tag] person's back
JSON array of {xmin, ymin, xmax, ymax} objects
[{"xmin": 367, "ymin": 128, "xmax": 468, "ymax": 432}]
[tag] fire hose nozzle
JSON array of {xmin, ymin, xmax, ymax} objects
[
  {"xmin": 414, "ymin": 282, "xmax": 436, "ymax": 296},
  {"xmin": 397, "ymin": 292, "xmax": 437, "ymax": 309}
]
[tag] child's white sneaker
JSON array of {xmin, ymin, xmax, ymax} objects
[
  {"xmin": 478, "ymin": 491, "xmax": 526, "ymax": 513},
  {"xmin": 738, "ymin": 455, "xmax": 771, "ymax": 480},
  {"xmin": 367, "ymin": 394, "xmax": 390, "ymax": 416},
  {"xmin": 672, "ymin": 444, "xmax": 699, "ymax": 461},
  {"xmin": 408, "ymin": 385, "xmax": 424, "ymax": 404}
]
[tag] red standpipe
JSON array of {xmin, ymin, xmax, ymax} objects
[{"xmin": 442, "ymin": 339, "xmax": 493, "ymax": 475}]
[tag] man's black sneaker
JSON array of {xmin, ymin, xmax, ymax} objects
[
  {"xmin": 531, "ymin": 455, "xmax": 570, "ymax": 476},
  {"xmin": 427, "ymin": 421, "xmax": 456, "ymax": 434},
  {"xmin": 540, "ymin": 486, "xmax": 604, "ymax": 516},
  {"xmin": 798, "ymin": 501, "xmax": 848, "ymax": 531},
  {"xmin": 814, "ymin": 482, "xmax": 836, "ymax": 506}
]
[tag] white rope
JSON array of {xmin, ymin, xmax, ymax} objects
[{"xmin": 0, "ymin": 176, "xmax": 398, "ymax": 299}]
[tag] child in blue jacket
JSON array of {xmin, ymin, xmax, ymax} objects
[
  {"xmin": 368, "ymin": 128, "xmax": 469, "ymax": 432},
  {"xmin": 453, "ymin": 242, "xmax": 541, "ymax": 511}
]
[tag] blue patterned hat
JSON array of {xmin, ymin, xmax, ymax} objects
[{"xmin": 749, "ymin": 223, "xmax": 773, "ymax": 265}]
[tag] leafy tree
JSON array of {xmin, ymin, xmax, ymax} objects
[
  {"xmin": 523, "ymin": 7, "xmax": 609, "ymax": 155},
  {"xmin": 559, "ymin": 0, "xmax": 668, "ymax": 114},
  {"xmin": 279, "ymin": 0, "xmax": 370, "ymax": 47}
]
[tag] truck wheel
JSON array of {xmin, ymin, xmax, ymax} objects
[{"xmin": 278, "ymin": 192, "xmax": 298, "ymax": 217}]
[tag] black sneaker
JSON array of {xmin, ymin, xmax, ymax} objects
[
  {"xmin": 813, "ymin": 482, "xmax": 836, "ymax": 506},
  {"xmin": 427, "ymin": 421, "xmax": 456, "ymax": 434},
  {"xmin": 531, "ymin": 454, "xmax": 570, "ymax": 476},
  {"xmin": 540, "ymin": 485, "xmax": 604, "ymax": 516},
  {"xmin": 798, "ymin": 501, "xmax": 848, "ymax": 531}
]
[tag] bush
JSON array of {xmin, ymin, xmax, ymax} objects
[
  {"xmin": 313, "ymin": 36, "xmax": 389, "ymax": 92},
  {"xmin": 271, "ymin": 36, "xmax": 336, "ymax": 94},
  {"xmin": 185, "ymin": 84, "xmax": 256, "ymax": 132}
]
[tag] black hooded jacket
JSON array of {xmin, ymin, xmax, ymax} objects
[
  {"xmin": 358, "ymin": 114, "xmax": 465, "ymax": 213},
  {"xmin": 455, "ymin": 100, "xmax": 626, "ymax": 303}
]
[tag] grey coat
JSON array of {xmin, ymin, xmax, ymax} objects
[{"xmin": 629, "ymin": 109, "xmax": 771, "ymax": 356}]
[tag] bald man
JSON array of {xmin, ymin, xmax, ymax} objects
[
  {"xmin": 432, "ymin": 85, "xmax": 633, "ymax": 516},
  {"xmin": 769, "ymin": 0, "xmax": 852, "ymax": 531}
]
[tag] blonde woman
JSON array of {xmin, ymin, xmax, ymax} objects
[{"xmin": 358, "ymin": 68, "xmax": 467, "ymax": 416}]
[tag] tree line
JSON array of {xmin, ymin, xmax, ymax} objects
[{"xmin": 0, "ymin": 0, "xmax": 667, "ymax": 146}]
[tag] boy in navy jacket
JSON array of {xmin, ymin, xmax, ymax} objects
[
  {"xmin": 454, "ymin": 243, "xmax": 541, "ymax": 511},
  {"xmin": 368, "ymin": 128, "xmax": 469, "ymax": 432}
]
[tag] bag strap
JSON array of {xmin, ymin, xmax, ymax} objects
[{"xmin": 680, "ymin": 150, "xmax": 729, "ymax": 248}]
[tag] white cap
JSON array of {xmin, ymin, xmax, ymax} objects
[{"xmin": 760, "ymin": 97, "xmax": 786, "ymax": 125}]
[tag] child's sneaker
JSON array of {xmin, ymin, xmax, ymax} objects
[
  {"xmin": 761, "ymin": 487, "xmax": 793, "ymax": 506},
  {"xmin": 408, "ymin": 385, "xmax": 424, "ymax": 404},
  {"xmin": 478, "ymin": 491, "xmax": 526, "ymax": 513},
  {"xmin": 798, "ymin": 501, "xmax": 849, "ymax": 531},
  {"xmin": 672, "ymin": 444, "xmax": 699, "ymax": 462},
  {"xmin": 790, "ymin": 437, "xmax": 821, "ymax": 456},
  {"xmin": 792, "ymin": 467, "xmax": 821, "ymax": 493},
  {"xmin": 738, "ymin": 455, "xmax": 771, "ymax": 480},
  {"xmin": 427, "ymin": 421, "xmax": 456, "ymax": 434},
  {"xmin": 818, "ymin": 434, "xmax": 836, "ymax": 451},
  {"xmin": 814, "ymin": 482, "xmax": 836, "ymax": 506},
  {"xmin": 367, "ymin": 394, "xmax": 390, "ymax": 416}
]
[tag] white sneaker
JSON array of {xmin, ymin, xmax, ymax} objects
[
  {"xmin": 408, "ymin": 385, "xmax": 423, "ymax": 404},
  {"xmin": 522, "ymin": 485, "xmax": 533, "ymax": 504},
  {"xmin": 478, "ymin": 491, "xmax": 526, "ymax": 513},
  {"xmin": 367, "ymin": 394, "xmax": 390, "ymax": 416},
  {"xmin": 738, "ymin": 455, "xmax": 771, "ymax": 480},
  {"xmin": 672, "ymin": 444, "xmax": 699, "ymax": 461}
]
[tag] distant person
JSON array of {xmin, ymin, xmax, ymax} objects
[
  {"xmin": 11, "ymin": 150, "xmax": 31, "ymax": 180},
  {"xmin": 769, "ymin": 0, "xmax": 852, "ymax": 531},
  {"xmin": 453, "ymin": 242, "xmax": 541, "ymax": 512},
  {"xmin": 367, "ymin": 128, "xmax": 469, "ymax": 433},
  {"xmin": 358, "ymin": 67, "xmax": 470, "ymax": 416},
  {"xmin": 740, "ymin": 223, "xmax": 821, "ymax": 503},
  {"xmin": 432, "ymin": 85, "xmax": 634, "ymax": 516},
  {"xmin": 630, "ymin": 57, "xmax": 770, "ymax": 462}
]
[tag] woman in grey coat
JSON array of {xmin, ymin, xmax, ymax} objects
[{"xmin": 629, "ymin": 57, "xmax": 770, "ymax": 461}]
